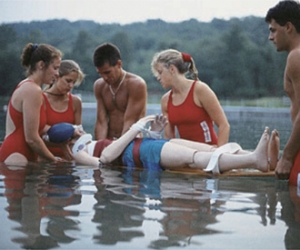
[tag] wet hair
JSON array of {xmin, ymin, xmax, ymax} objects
[
  {"xmin": 59, "ymin": 60, "xmax": 85, "ymax": 87},
  {"xmin": 93, "ymin": 42, "xmax": 121, "ymax": 67},
  {"xmin": 151, "ymin": 49, "xmax": 199, "ymax": 80},
  {"xmin": 20, "ymin": 43, "xmax": 62, "ymax": 76},
  {"xmin": 265, "ymin": 0, "xmax": 300, "ymax": 33}
]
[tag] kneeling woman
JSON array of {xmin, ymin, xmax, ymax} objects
[{"xmin": 58, "ymin": 114, "xmax": 277, "ymax": 174}]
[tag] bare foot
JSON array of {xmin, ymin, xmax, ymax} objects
[
  {"xmin": 268, "ymin": 129, "xmax": 280, "ymax": 171},
  {"xmin": 254, "ymin": 127, "xmax": 270, "ymax": 172}
]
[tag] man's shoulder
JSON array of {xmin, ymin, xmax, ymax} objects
[
  {"xmin": 126, "ymin": 72, "xmax": 146, "ymax": 85},
  {"xmin": 287, "ymin": 47, "xmax": 300, "ymax": 66},
  {"xmin": 94, "ymin": 78, "xmax": 107, "ymax": 91}
]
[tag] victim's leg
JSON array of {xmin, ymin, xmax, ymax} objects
[
  {"xmin": 170, "ymin": 138, "xmax": 250, "ymax": 155},
  {"xmin": 193, "ymin": 127, "xmax": 270, "ymax": 173},
  {"xmin": 268, "ymin": 129, "xmax": 280, "ymax": 171},
  {"xmin": 160, "ymin": 143, "xmax": 197, "ymax": 168},
  {"xmin": 161, "ymin": 129, "xmax": 269, "ymax": 172},
  {"xmin": 169, "ymin": 138, "xmax": 215, "ymax": 152},
  {"xmin": 160, "ymin": 127, "xmax": 270, "ymax": 172}
]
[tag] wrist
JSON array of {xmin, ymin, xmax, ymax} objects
[
  {"xmin": 99, "ymin": 159, "xmax": 104, "ymax": 168},
  {"xmin": 148, "ymin": 130, "xmax": 161, "ymax": 139},
  {"xmin": 130, "ymin": 122, "xmax": 146, "ymax": 132}
]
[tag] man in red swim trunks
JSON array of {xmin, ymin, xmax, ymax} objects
[{"xmin": 265, "ymin": 0, "xmax": 300, "ymax": 185}]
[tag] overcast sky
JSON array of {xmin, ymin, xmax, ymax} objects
[{"xmin": 0, "ymin": 0, "xmax": 280, "ymax": 25}]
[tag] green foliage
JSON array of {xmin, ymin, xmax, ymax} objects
[{"xmin": 0, "ymin": 17, "xmax": 286, "ymax": 98}]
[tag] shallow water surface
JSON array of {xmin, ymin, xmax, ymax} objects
[{"xmin": 0, "ymin": 163, "xmax": 299, "ymax": 249}]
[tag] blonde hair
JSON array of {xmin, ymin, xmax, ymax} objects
[
  {"xmin": 151, "ymin": 49, "xmax": 198, "ymax": 80},
  {"xmin": 59, "ymin": 60, "xmax": 85, "ymax": 87}
]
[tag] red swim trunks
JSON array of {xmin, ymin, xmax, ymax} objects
[{"xmin": 289, "ymin": 151, "xmax": 300, "ymax": 186}]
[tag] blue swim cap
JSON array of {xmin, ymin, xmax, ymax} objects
[{"xmin": 47, "ymin": 123, "xmax": 75, "ymax": 143}]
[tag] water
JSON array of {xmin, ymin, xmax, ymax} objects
[
  {"xmin": 0, "ymin": 104, "xmax": 292, "ymax": 150},
  {"xmin": 0, "ymin": 163, "xmax": 299, "ymax": 249},
  {"xmin": 0, "ymin": 104, "xmax": 297, "ymax": 249},
  {"xmin": 81, "ymin": 104, "xmax": 292, "ymax": 150}
]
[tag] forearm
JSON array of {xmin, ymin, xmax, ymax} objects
[
  {"xmin": 100, "ymin": 128, "xmax": 139, "ymax": 163},
  {"xmin": 281, "ymin": 115, "xmax": 300, "ymax": 162},
  {"xmin": 163, "ymin": 124, "xmax": 175, "ymax": 139},
  {"xmin": 27, "ymin": 137, "xmax": 56, "ymax": 161},
  {"xmin": 100, "ymin": 115, "xmax": 156, "ymax": 163},
  {"xmin": 121, "ymin": 121, "xmax": 132, "ymax": 135},
  {"xmin": 73, "ymin": 151, "xmax": 99, "ymax": 167},
  {"xmin": 94, "ymin": 122, "xmax": 108, "ymax": 140},
  {"xmin": 122, "ymin": 107, "xmax": 146, "ymax": 136}
]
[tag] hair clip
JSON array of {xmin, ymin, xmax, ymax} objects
[
  {"xmin": 181, "ymin": 52, "xmax": 191, "ymax": 62},
  {"xmin": 31, "ymin": 43, "xmax": 38, "ymax": 52}
]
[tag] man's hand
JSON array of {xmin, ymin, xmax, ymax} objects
[{"xmin": 275, "ymin": 157, "xmax": 293, "ymax": 180}]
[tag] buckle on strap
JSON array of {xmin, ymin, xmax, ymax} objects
[{"xmin": 133, "ymin": 138, "xmax": 143, "ymax": 168}]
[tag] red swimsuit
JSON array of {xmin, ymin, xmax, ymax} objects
[
  {"xmin": 0, "ymin": 80, "xmax": 47, "ymax": 162},
  {"xmin": 289, "ymin": 152, "xmax": 300, "ymax": 186},
  {"xmin": 167, "ymin": 81, "xmax": 218, "ymax": 145},
  {"xmin": 43, "ymin": 93, "xmax": 75, "ymax": 157}
]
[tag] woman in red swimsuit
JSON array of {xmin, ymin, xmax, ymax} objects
[
  {"xmin": 151, "ymin": 49, "xmax": 230, "ymax": 147},
  {"xmin": 43, "ymin": 60, "xmax": 85, "ymax": 159},
  {"xmin": 0, "ymin": 43, "xmax": 63, "ymax": 165}
]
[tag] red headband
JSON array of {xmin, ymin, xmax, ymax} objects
[{"xmin": 181, "ymin": 52, "xmax": 191, "ymax": 62}]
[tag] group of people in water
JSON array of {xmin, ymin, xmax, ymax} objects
[{"xmin": 0, "ymin": 0, "xmax": 300, "ymax": 186}]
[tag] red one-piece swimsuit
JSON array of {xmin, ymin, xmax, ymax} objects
[
  {"xmin": 167, "ymin": 80, "xmax": 218, "ymax": 145},
  {"xmin": 43, "ymin": 93, "xmax": 75, "ymax": 157},
  {"xmin": 0, "ymin": 80, "xmax": 47, "ymax": 162}
]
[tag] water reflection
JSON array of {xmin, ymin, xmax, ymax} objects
[
  {"xmin": 0, "ymin": 163, "xmax": 81, "ymax": 249},
  {"xmin": 283, "ymin": 186, "xmax": 300, "ymax": 249},
  {"xmin": 0, "ymin": 106, "xmax": 293, "ymax": 149},
  {"xmin": 0, "ymin": 163, "xmax": 300, "ymax": 249}
]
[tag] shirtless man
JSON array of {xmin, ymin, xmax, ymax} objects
[
  {"xmin": 93, "ymin": 43, "xmax": 147, "ymax": 140},
  {"xmin": 265, "ymin": 0, "xmax": 300, "ymax": 185}
]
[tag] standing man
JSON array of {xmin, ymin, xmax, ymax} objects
[
  {"xmin": 93, "ymin": 43, "xmax": 147, "ymax": 140},
  {"xmin": 265, "ymin": 0, "xmax": 300, "ymax": 185}
]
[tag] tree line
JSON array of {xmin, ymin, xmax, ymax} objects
[{"xmin": 0, "ymin": 17, "xmax": 287, "ymax": 100}]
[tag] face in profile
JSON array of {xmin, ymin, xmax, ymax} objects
[{"xmin": 44, "ymin": 58, "xmax": 61, "ymax": 85}]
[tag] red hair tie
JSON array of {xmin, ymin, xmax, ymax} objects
[{"xmin": 182, "ymin": 52, "xmax": 191, "ymax": 62}]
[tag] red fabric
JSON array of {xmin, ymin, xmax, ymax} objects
[
  {"xmin": 0, "ymin": 80, "xmax": 47, "ymax": 162},
  {"xmin": 132, "ymin": 138, "xmax": 143, "ymax": 168},
  {"xmin": 167, "ymin": 80, "xmax": 218, "ymax": 144},
  {"xmin": 93, "ymin": 139, "xmax": 113, "ymax": 157},
  {"xmin": 289, "ymin": 151, "xmax": 300, "ymax": 186},
  {"xmin": 43, "ymin": 93, "xmax": 75, "ymax": 125},
  {"xmin": 43, "ymin": 93, "xmax": 75, "ymax": 157},
  {"xmin": 182, "ymin": 52, "xmax": 191, "ymax": 62}
]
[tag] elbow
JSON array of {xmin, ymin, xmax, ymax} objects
[
  {"xmin": 217, "ymin": 122, "xmax": 230, "ymax": 137},
  {"xmin": 226, "ymin": 122, "xmax": 230, "ymax": 132},
  {"xmin": 219, "ymin": 121, "xmax": 230, "ymax": 131},
  {"xmin": 223, "ymin": 122, "xmax": 230, "ymax": 136},
  {"xmin": 25, "ymin": 132, "xmax": 43, "ymax": 149},
  {"xmin": 25, "ymin": 137, "xmax": 37, "ymax": 149}
]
